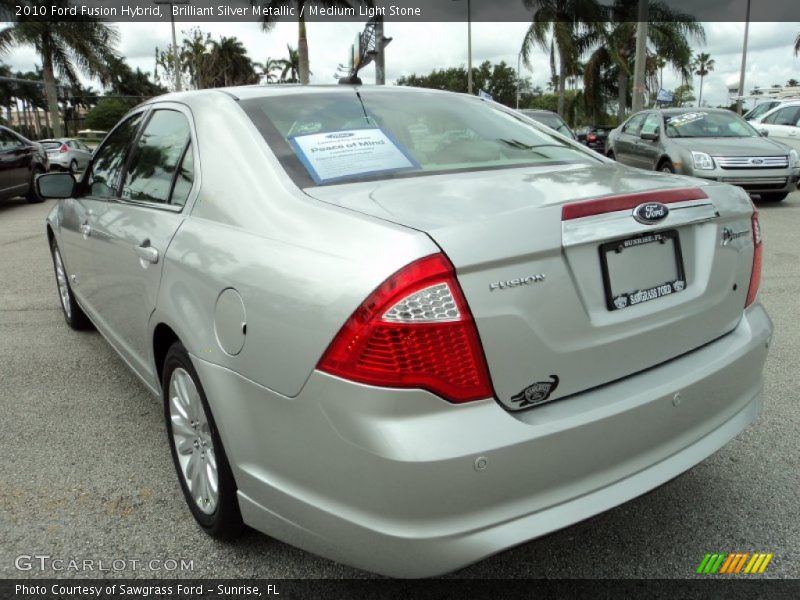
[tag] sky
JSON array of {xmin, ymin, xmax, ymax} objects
[{"xmin": 3, "ymin": 20, "xmax": 800, "ymax": 109}]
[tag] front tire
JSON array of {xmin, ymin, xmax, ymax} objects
[
  {"xmin": 760, "ymin": 192, "xmax": 788, "ymax": 202},
  {"xmin": 50, "ymin": 239, "xmax": 92, "ymax": 330},
  {"xmin": 658, "ymin": 160, "xmax": 675, "ymax": 173},
  {"xmin": 163, "ymin": 342, "xmax": 244, "ymax": 540},
  {"xmin": 69, "ymin": 159, "xmax": 78, "ymax": 174}
]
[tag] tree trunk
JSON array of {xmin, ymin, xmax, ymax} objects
[
  {"xmin": 698, "ymin": 76, "xmax": 704, "ymax": 107},
  {"xmin": 557, "ymin": 49, "xmax": 567, "ymax": 117},
  {"xmin": 617, "ymin": 70, "xmax": 628, "ymax": 122},
  {"xmin": 298, "ymin": 14, "xmax": 310, "ymax": 85},
  {"xmin": 42, "ymin": 53, "xmax": 62, "ymax": 138}
]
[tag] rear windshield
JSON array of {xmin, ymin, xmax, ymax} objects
[
  {"xmin": 523, "ymin": 112, "xmax": 573, "ymax": 137},
  {"xmin": 41, "ymin": 141, "xmax": 62, "ymax": 150},
  {"xmin": 242, "ymin": 90, "xmax": 596, "ymax": 186},
  {"xmin": 664, "ymin": 111, "xmax": 758, "ymax": 138}
]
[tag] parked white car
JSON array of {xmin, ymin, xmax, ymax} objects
[
  {"xmin": 39, "ymin": 138, "xmax": 92, "ymax": 173},
  {"xmin": 749, "ymin": 100, "xmax": 800, "ymax": 153}
]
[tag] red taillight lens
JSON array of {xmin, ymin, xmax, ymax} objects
[
  {"xmin": 745, "ymin": 210, "xmax": 762, "ymax": 307},
  {"xmin": 587, "ymin": 132, "xmax": 597, "ymax": 142},
  {"xmin": 59, "ymin": 144, "xmax": 68, "ymax": 153},
  {"xmin": 317, "ymin": 253, "xmax": 494, "ymax": 403}
]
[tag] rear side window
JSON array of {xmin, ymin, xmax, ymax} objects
[
  {"xmin": 763, "ymin": 106, "xmax": 800, "ymax": 126},
  {"xmin": 121, "ymin": 110, "xmax": 192, "ymax": 205},
  {"xmin": 88, "ymin": 113, "xmax": 144, "ymax": 197},
  {"xmin": 622, "ymin": 114, "xmax": 646, "ymax": 135},
  {"xmin": 640, "ymin": 113, "xmax": 661, "ymax": 136}
]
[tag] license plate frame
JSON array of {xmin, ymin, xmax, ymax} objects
[{"xmin": 599, "ymin": 229, "xmax": 686, "ymax": 311}]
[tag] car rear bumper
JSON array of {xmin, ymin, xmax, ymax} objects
[{"xmin": 191, "ymin": 303, "xmax": 772, "ymax": 578}]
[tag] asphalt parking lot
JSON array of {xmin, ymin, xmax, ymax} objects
[{"xmin": 1, "ymin": 192, "xmax": 798, "ymax": 580}]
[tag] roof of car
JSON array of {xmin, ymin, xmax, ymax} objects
[{"xmin": 144, "ymin": 84, "xmax": 455, "ymax": 106}]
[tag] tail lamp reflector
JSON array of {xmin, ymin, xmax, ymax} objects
[
  {"xmin": 745, "ymin": 210, "xmax": 762, "ymax": 307},
  {"xmin": 317, "ymin": 254, "xmax": 493, "ymax": 403}
]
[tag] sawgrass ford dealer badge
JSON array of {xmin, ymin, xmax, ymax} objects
[{"xmin": 599, "ymin": 229, "xmax": 686, "ymax": 311}]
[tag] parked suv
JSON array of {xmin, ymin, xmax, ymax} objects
[
  {"xmin": 0, "ymin": 126, "xmax": 47, "ymax": 204},
  {"xmin": 606, "ymin": 108, "xmax": 799, "ymax": 202}
]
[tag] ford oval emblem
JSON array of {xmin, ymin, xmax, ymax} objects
[{"xmin": 632, "ymin": 202, "xmax": 669, "ymax": 224}]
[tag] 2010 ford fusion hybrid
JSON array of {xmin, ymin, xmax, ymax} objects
[{"xmin": 39, "ymin": 85, "xmax": 773, "ymax": 577}]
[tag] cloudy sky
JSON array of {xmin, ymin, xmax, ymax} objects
[{"xmin": 4, "ymin": 20, "xmax": 800, "ymax": 109}]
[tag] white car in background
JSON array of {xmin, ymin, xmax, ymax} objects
[
  {"xmin": 749, "ymin": 100, "xmax": 800, "ymax": 153},
  {"xmin": 39, "ymin": 138, "xmax": 93, "ymax": 173}
]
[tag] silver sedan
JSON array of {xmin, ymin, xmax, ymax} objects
[
  {"xmin": 39, "ymin": 86, "xmax": 772, "ymax": 577},
  {"xmin": 606, "ymin": 108, "xmax": 800, "ymax": 202}
]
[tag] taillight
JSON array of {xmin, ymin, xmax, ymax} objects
[
  {"xmin": 587, "ymin": 132, "xmax": 597, "ymax": 142},
  {"xmin": 59, "ymin": 144, "xmax": 68, "ymax": 153},
  {"xmin": 317, "ymin": 253, "xmax": 493, "ymax": 403},
  {"xmin": 745, "ymin": 210, "xmax": 762, "ymax": 307}
]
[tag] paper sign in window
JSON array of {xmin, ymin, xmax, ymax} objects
[{"xmin": 289, "ymin": 128, "xmax": 419, "ymax": 183}]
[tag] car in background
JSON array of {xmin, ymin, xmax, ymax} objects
[
  {"xmin": 0, "ymin": 125, "xmax": 47, "ymax": 204},
  {"xmin": 743, "ymin": 100, "xmax": 782, "ymax": 122},
  {"xmin": 606, "ymin": 108, "xmax": 799, "ymax": 202},
  {"xmin": 519, "ymin": 109, "xmax": 576, "ymax": 139},
  {"xmin": 40, "ymin": 85, "xmax": 772, "ymax": 577},
  {"xmin": 577, "ymin": 126, "xmax": 613, "ymax": 153},
  {"xmin": 39, "ymin": 138, "xmax": 93, "ymax": 173},
  {"xmin": 748, "ymin": 100, "xmax": 800, "ymax": 153}
]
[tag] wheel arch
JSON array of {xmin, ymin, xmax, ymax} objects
[
  {"xmin": 153, "ymin": 322, "xmax": 181, "ymax": 387},
  {"xmin": 656, "ymin": 155, "xmax": 674, "ymax": 170}
]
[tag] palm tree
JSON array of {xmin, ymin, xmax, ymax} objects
[
  {"xmin": 212, "ymin": 36, "xmax": 259, "ymax": 87},
  {"xmin": 0, "ymin": 2, "xmax": 118, "ymax": 137},
  {"xmin": 788, "ymin": 78, "xmax": 800, "ymax": 87},
  {"xmin": 275, "ymin": 45, "xmax": 302, "ymax": 83},
  {"xmin": 520, "ymin": 0, "xmax": 603, "ymax": 117},
  {"xmin": 260, "ymin": 57, "xmax": 284, "ymax": 83},
  {"xmin": 692, "ymin": 52, "xmax": 714, "ymax": 107},
  {"xmin": 583, "ymin": 0, "xmax": 704, "ymax": 121},
  {"xmin": 260, "ymin": 1, "xmax": 372, "ymax": 86}
]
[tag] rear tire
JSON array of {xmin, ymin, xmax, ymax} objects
[
  {"xmin": 658, "ymin": 160, "xmax": 675, "ymax": 173},
  {"xmin": 760, "ymin": 192, "xmax": 788, "ymax": 202},
  {"xmin": 163, "ymin": 342, "xmax": 244, "ymax": 540},
  {"xmin": 26, "ymin": 167, "xmax": 45, "ymax": 203},
  {"xmin": 50, "ymin": 239, "xmax": 92, "ymax": 330},
  {"xmin": 69, "ymin": 159, "xmax": 78, "ymax": 174}
]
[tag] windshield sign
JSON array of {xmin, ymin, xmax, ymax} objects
[
  {"xmin": 289, "ymin": 128, "xmax": 420, "ymax": 183},
  {"xmin": 665, "ymin": 111, "xmax": 757, "ymax": 138}
]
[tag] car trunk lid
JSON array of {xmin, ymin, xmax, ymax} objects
[{"xmin": 306, "ymin": 163, "xmax": 756, "ymax": 410}]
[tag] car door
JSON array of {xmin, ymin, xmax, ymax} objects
[
  {"xmin": 75, "ymin": 141, "xmax": 93, "ymax": 169},
  {"xmin": 59, "ymin": 110, "xmax": 148, "ymax": 322},
  {"xmin": 634, "ymin": 112, "xmax": 663, "ymax": 169},
  {"xmin": 758, "ymin": 106, "xmax": 800, "ymax": 152},
  {"xmin": 613, "ymin": 113, "xmax": 646, "ymax": 166},
  {"xmin": 0, "ymin": 129, "xmax": 31, "ymax": 198},
  {"xmin": 84, "ymin": 105, "xmax": 196, "ymax": 383}
]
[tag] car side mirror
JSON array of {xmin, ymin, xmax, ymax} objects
[
  {"xmin": 640, "ymin": 128, "xmax": 659, "ymax": 141},
  {"xmin": 759, "ymin": 129, "xmax": 769, "ymax": 137},
  {"xmin": 36, "ymin": 172, "xmax": 76, "ymax": 199}
]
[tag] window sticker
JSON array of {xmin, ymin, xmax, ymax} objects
[{"xmin": 288, "ymin": 128, "xmax": 420, "ymax": 184}]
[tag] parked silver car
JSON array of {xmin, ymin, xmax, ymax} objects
[
  {"xmin": 40, "ymin": 86, "xmax": 772, "ymax": 577},
  {"xmin": 39, "ymin": 138, "xmax": 92, "ymax": 173},
  {"xmin": 607, "ymin": 108, "xmax": 800, "ymax": 202}
]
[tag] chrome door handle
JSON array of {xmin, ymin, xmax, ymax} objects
[
  {"xmin": 135, "ymin": 242, "xmax": 159, "ymax": 264},
  {"xmin": 79, "ymin": 222, "xmax": 92, "ymax": 237}
]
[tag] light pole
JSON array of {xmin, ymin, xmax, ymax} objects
[
  {"xmin": 453, "ymin": 0, "xmax": 473, "ymax": 94},
  {"xmin": 154, "ymin": 0, "xmax": 188, "ymax": 92},
  {"xmin": 736, "ymin": 0, "xmax": 751, "ymax": 115},
  {"xmin": 631, "ymin": 0, "xmax": 649, "ymax": 113},
  {"xmin": 516, "ymin": 52, "xmax": 521, "ymax": 109}
]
